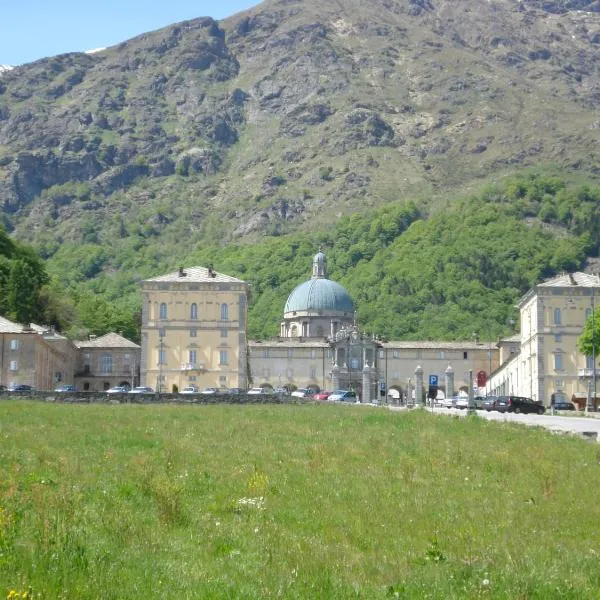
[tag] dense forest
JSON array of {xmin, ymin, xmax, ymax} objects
[{"xmin": 2, "ymin": 172, "xmax": 599, "ymax": 343}]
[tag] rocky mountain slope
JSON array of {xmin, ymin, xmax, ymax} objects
[{"xmin": 0, "ymin": 0, "xmax": 599, "ymax": 254}]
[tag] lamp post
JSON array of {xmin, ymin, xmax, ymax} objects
[
  {"xmin": 158, "ymin": 331, "xmax": 164, "ymax": 395},
  {"xmin": 592, "ymin": 286, "xmax": 596, "ymax": 413}
]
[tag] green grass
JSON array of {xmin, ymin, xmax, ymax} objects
[{"xmin": 1, "ymin": 402, "xmax": 599, "ymax": 599}]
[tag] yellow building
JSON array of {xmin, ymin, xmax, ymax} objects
[
  {"xmin": 489, "ymin": 272, "xmax": 600, "ymax": 408},
  {"xmin": 140, "ymin": 266, "xmax": 249, "ymax": 392}
]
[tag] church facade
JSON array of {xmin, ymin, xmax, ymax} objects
[{"xmin": 248, "ymin": 251, "xmax": 499, "ymax": 402}]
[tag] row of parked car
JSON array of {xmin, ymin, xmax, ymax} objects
[{"xmin": 477, "ymin": 395, "xmax": 574, "ymax": 413}]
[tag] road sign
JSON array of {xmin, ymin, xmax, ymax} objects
[{"xmin": 429, "ymin": 374, "xmax": 438, "ymax": 386}]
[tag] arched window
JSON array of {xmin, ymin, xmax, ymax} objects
[
  {"xmin": 553, "ymin": 308, "xmax": 561, "ymax": 325},
  {"xmin": 159, "ymin": 303, "xmax": 168, "ymax": 320},
  {"xmin": 190, "ymin": 303, "xmax": 198, "ymax": 320},
  {"xmin": 220, "ymin": 303, "xmax": 228, "ymax": 321}
]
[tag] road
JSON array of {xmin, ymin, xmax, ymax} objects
[{"xmin": 389, "ymin": 405, "xmax": 600, "ymax": 439}]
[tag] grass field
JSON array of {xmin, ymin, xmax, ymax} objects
[{"xmin": 1, "ymin": 401, "xmax": 599, "ymax": 599}]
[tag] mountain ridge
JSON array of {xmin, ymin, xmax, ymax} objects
[{"xmin": 0, "ymin": 0, "xmax": 598, "ymax": 250}]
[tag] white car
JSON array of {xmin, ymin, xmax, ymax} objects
[
  {"xmin": 179, "ymin": 386, "xmax": 199, "ymax": 394},
  {"xmin": 200, "ymin": 387, "xmax": 219, "ymax": 395},
  {"xmin": 291, "ymin": 388, "xmax": 311, "ymax": 398},
  {"xmin": 454, "ymin": 397, "xmax": 469, "ymax": 410},
  {"xmin": 128, "ymin": 386, "xmax": 154, "ymax": 394},
  {"xmin": 247, "ymin": 387, "xmax": 269, "ymax": 395}
]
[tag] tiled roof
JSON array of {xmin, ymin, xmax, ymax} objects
[
  {"xmin": 142, "ymin": 266, "xmax": 246, "ymax": 284},
  {"xmin": 0, "ymin": 316, "xmax": 47, "ymax": 334},
  {"xmin": 249, "ymin": 339, "xmax": 331, "ymax": 348},
  {"xmin": 380, "ymin": 341, "xmax": 497, "ymax": 350},
  {"xmin": 538, "ymin": 272, "xmax": 600, "ymax": 288},
  {"xmin": 74, "ymin": 332, "xmax": 140, "ymax": 349}
]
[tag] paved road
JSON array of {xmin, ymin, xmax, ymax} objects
[{"xmin": 389, "ymin": 405, "xmax": 600, "ymax": 439}]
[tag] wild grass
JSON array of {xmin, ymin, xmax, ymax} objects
[{"xmin": 1, "ymin": 402, "xmax": 599, "ymax": 599}]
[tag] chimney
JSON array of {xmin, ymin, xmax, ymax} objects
[
  {"xmin": 208, "ymin": 264, "xmax": 217, "ymax": 278},
  {"xmin": 89, "ymin": 334, "xmax": 97, "ymax": 341},
  {"xmin": 178, "ymin": 266, "xmax": 187, "ymax": 277}
]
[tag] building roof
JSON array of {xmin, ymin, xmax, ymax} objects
[
  {"xmin": 380, "ymin": 341, "xmax": 497, "ymax": 350},
  {"xmin": 284, "ymin": 278, "xmax": 355, "ymax": 315},
  {"xmin": 74, "ymin": 332, "xmax": 140, "ymax": 349},
  {"xmin": 142, "ymin": 266, "xmax": 245, "ymax": 284},
  {"xmin": 249, "ymin": 339, "xmax": 331, "ymax": 348},
  {"xmin": 537, "ymin": 272, "xmax": 600, "ymax": 288},
  {"xmin": 0, "ymin": 315, "xmax": 47, "ymax": 334}
]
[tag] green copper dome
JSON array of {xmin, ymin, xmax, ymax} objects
[
  {"xmin": 284, "ymin": 251, "xmax": 354, "ymax": 315},
  {"xmin": 284, "ymin": 278, "xmax": 355, "ymax": 314}
]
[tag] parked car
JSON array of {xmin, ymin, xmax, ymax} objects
[
  {"xmin": 454, "ymin": 397, "xmax": 469, "ymax": 410},
  {"xmin": 291, "ymin": 388, "xmax": 312, "ymax": 398},
  {"xmin": 179, "ymin": 386, "xmax": 199, "ymax": 394},
  {"xmin": 247, "ymin": 387, "xmax": 270, "ymax": 395},
  {"xmin": 129, "ymin": 386, "xmax": 154, "ymax": 394},
  {"xmin": 328, "ymin": 390, "xmax": 358, "ymax": 402},
  {"xmin": 7, "ymin": 383, "xmax": 33, "ymax": 392},
  {"xmin": 106, "ymin": 386, "xmax": 129, "ymax": 394},
  {"xmin": 312, "ymin": 391, "xmax": 331, "ymax": 400},
  {"xmin": 496, "ymin": 395, "xmax": 545, "ymax": 414},
  {"xmin": 442, "ymin": 397, "xmax": 456, "ymax": 409},
  {"xmin": 482, "ymin": 396, "xmax": 498, "ymax": 411},
  {"xmin": 200, "ymin": 387, "xmax": 219, "ymax": 395},
  {"xmin": 55, "ymin": 384, "xmax": 78, "ymax": 392},
  {"xmin": 228, "ymin": 387, "xmax": 244, "ymax": 395},
  {"xmin": 552, "ymin": 401, "xmax": 576, "ymax": 411}
]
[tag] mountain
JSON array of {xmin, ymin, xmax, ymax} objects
[{"xmin": 0, "ymin": 0, "xmax": 599, "ymax": 336}]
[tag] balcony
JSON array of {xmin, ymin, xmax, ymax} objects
[
  {"xmin": 578, "ymin": 368, "xmax": 598, "ymax": 378},
  {"xmin": 180, "ymin": 363, "xmax": 205, "ymax": 371}
]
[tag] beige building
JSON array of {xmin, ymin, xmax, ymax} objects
[
  {"xmin": 489, "ymin": 272, "xmax": 600, "ymax": 408},
  {"xmin": 74, "ymin": 332, "xmax": 141, "ymax": 391},
  {"xmin": 140, "ymin": 266, "xmax": 249, "ymax": 392},
  {"xmin": 0, "ymin": 316, "xmax": 77, "ymax": 390}
]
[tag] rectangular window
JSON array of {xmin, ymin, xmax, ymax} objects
[
  {"xmin": 221, "ymin": 328, "xmax": 228, "ymax": 338},
  {"xmin": 158, "ymin": 349, "xmax": 167, "ymax": 365},
  {"xmin": 554, "ymin": 354, "xmax": 563, "ymax": 371},
  {"xmin": 262, "ymin": 349, "xmax": 269, "ymax": 359},
  {"xmin": 310, "ymin": 350, "xmax": 316, "ymax": 359},
  {"xmin": 350, "ymin": 358, "xmax": 359, "ymax": 369},
  {"xmin": 9, "ymin": 360, "xmax": 17, "ymax": 371},
  {"xmin": 438, "ymin": 351, "xmax": 445, "ymax": 359},
  {"xmin": 554, "ymin": 379, "xmax": 564, "ymax": 388},
  {"xmin": 190, "ymin": 329, "xmax": 197, "ymax": 338},
  {"xmin": 463, "ymin": 352, "xmax": 468, "ymax": 360},
  {"xmin": 288, "ymin": 348, "xmax": 294, "ymax": 358},
  {"xmin": 392, "ymin": 350, "xmax": 400, "ymax": 358},
  {"xmin": 586, "ymin": 356, "xmax": 594, "ymax": 369},
  {"xmin": 219, "ymin": 375, "xmax": 227, "ymax": 383},
  {"xmin": 379, "ymin": 350, "xmax": 384, "ymax": 359},
  {"xmin": 9, "ymin": 339, "xmax": 19, "ymax": 351},
  {"xmin": 189, "ymin": 350, "xmax": 197, "ymax": 364},
  {"xmin": 220, "ymin": 350, "xmax": 228, "ymax": 365},
  {"xmin": 554, "ymin": 333, "xmax": 562, "ymax": 343},
  {"xmin": 189, "ymin": 376, "xmax": 197, "ymax": 382},
  {"xmin": 101, "ymin": 354, "xmax": 113, "ymax": 374}
]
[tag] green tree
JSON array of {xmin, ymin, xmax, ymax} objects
[
  {"xmin": 578, "ymin": 308, "xmax": 600, "ymax": 360},
  {"xmin": 7, "ymin": 259, "xmax": 38, "ymax": 324}
]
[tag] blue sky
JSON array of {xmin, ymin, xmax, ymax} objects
[{"xmin": 1, "ymin": 0, "xmax": 259, "ymax": 66}]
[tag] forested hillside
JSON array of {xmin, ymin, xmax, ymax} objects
[{"xmin": 15, "ymin": 172, "xmax": 591, "ymax": 342}]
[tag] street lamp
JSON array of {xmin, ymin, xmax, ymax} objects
[{"xmin": 591, "ymin": 286, "xmax": 596, "ymax": 413}]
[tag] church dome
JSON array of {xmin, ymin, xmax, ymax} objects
[
  {"xmin": 284, "ymin": 250, "xmax": 354, "ymax": 315},
  {"xmin": 284, "ymin": 278, "xmax": 355, "ymax": 315}
]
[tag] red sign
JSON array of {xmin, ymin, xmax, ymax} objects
[{"xmin": 477, "ymin": 370, "xmax": 487, "ymax": 388}]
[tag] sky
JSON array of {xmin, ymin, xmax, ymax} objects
[{"xmin": 1, "ymin": 0, "xmax": 260, "ymax": 66}]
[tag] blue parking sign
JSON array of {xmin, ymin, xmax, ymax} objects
[{"xmin": 429, "ymin": 374, "xmax": 438, "ymax": 386}]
